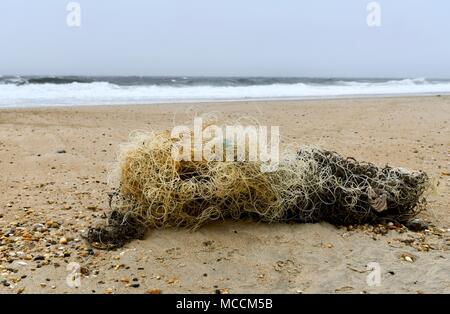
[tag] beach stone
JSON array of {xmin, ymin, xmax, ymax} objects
[
  {"xmin": 32, "ymin": 223, "xmax": 46, "ymax": 232},
  {"xmin": 33, "ymin": 255, "xmax": 45, "ymax": 261},
  {"xmin": 45, "ymin": 221, "xmax": 60, "ymax": 229},
  {"xmin": 3, "ymin": 228, "xmax": 15, "ymax": 237},
  {"xmin": 405, "ymin": 218, "xmax": 429, "ymax": 231}
]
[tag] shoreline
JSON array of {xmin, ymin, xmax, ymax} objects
[{"xmin": 1, "ymin": 92, "xmax": 449, "ymax": 110}]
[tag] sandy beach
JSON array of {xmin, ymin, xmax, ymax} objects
[{"xmin": 0, "ymin": 96, "xmax": 449, "ymax": 294}]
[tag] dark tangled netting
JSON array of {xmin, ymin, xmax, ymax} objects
[
  {"xmin": 86, "ymin": 194, "xmax": 146, "ymax": 250},
  {"xmin": 86, "ymin": 132, "xmax": 430, "ymax": 249},
  {"xmin": 283, "ymin": 148, "xmax": 429, "ymax": 225}
]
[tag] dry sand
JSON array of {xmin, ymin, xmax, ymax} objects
[{"xmin": 0, "ymin": 96, "xmax": 449, "ymax": 294}]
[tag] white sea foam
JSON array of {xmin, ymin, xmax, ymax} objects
[{"xmin": 1, "ymin": 78, "xmax": 450, "ymax": 108}]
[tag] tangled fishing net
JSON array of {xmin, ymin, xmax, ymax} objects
[{"xmin": 87, "ymin": 130, "xmax": 430, "ymax": 249}]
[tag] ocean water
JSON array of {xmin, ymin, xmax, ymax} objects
[{"xmin": 1, "ymin": 76, "xmax": 450, "ymax": 108}]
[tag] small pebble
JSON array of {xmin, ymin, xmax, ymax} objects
[{"xmin": 33, "ymin": 255, "xmax": 45, "ymax": 261}]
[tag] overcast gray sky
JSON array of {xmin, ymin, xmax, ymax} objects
[{"xmin": 1, "ymin": 0, "xmax": 449, "ymax": 78}]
